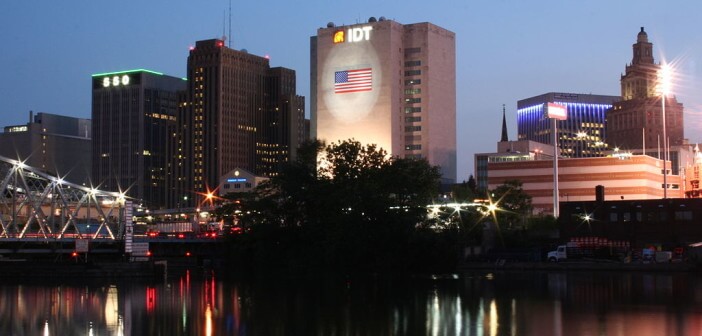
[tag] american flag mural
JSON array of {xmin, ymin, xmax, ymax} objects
[{"xmin": 334, "ymin": 68, "xmax": 372, "ymax": 93}]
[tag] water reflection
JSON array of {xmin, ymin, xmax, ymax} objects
[{"xmin": 0, "ymin": 270, "xmax": 701, "ymax": 335}]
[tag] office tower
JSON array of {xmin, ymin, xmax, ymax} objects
[
  {"xmin": 606, "ymin": 27, "xmax": 684, "ymax": 150},
  {"xmin": 92, "ymin": 69, "xmax": 186, "ymax": 208},
  {"xmin": 0, "ymin": 112, "xmax": 91, "ymax": 184},
  {"xmin": 311, "ymin": 18, "xmax": 456, "ymax": 183},
  {"xmin": 171, "ymin": 39, "xmax": 306, "ymax": 207},
  {"xmin": 517, "ymin": 92, "xmax": 619, "ymax": 158}
]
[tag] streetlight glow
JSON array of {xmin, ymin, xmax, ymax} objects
[{"xmin": 658, "ymin": 63, "xmax": 672, "ymax": 96}]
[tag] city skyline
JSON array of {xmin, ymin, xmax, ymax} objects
[{"xmin": 3, "ymin": 1, "xmax": 702, "ymax": 182}]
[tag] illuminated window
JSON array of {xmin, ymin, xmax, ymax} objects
[
  {"xmin": 404, "ymin": 89, "xmax": 421, "ymax": 95},
  {"xmin": 405, "ymin": 116, "xmax": 421, "ymax": 122},
  {"xmin": 405, "ymin": 144, "xmax": 421, "ymax": 150},
  {"xmin": 405, "ymin": 98, "xmax": 421, "ymax": 104},
  {"xmin": 405, "ymin": 79, "xmax": 421, "ymax": 86}
]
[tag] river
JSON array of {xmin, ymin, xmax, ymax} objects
[{"xmin": 0, "ymin": 269, "xmax": 700, "ymax": 335}]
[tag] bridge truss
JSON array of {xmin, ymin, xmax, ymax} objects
[{"xmin": 0, "ymin": 155, "xmax": 125, "ymax": 240}]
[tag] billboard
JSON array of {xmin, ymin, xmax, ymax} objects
[{"xmin": 546, "ymin": 103, "xmax": 567, "ymax": 120}]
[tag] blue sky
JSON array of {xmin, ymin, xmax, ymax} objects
[{"xmin": 2, "ymin": 1, "xmax": 702, "ymax": 182}]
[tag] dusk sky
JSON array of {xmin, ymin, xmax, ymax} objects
[{"xmin": 3, "ymin": 1, "xmax": 702, "ymax": 182}]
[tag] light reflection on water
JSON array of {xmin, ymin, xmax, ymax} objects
[{"xmin": 0, "ymin": 271, "xmax": 701, "ymax": 335}]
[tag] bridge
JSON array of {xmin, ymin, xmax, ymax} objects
[
  {"xmin": 0, "ymin": 154, "xmax": 233, "ymax": 266},
  {"xmin": 0, "ymin": 154, "xmax": 126, "ymax": 240}
]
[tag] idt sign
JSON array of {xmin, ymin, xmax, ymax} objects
[{"xmin": 333, "ymin": 26, "xmax": 372, "ymax": 44}]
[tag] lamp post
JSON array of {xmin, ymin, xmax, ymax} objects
[
  {"xmin": 546, "ymin": 103, "xmax": 567, "ymax": 218},
  {"xmin": 658, "ymin": 64, "xmax": 671, "ymax": 199}
]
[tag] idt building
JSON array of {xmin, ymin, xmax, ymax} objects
[{"xmin": 311, "ymin": 18, "xmax": 456, "ymax": 183}]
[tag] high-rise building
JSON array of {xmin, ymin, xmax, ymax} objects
[
  {"xmin": 517, "ymin": 92, "xmax": 619, "ymax": 158},
  {"xmin": 171, "ymin": 39, "xmax": 306, "ymax": 207},
  {"xmin": 311, "ymin": 18, "xmax": 456, "ymax": 183},
  {"xmin": 0, "ymin": 112, "xmax": 91, "ymax": 185},
  {"xmin": 92, "ymin": 69, "xmax": 186, "ymax": 208},
  {"xmin": 606, "ymin": 27, "xmax": 685, "ymax": 150}
]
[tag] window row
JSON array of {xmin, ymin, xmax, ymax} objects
[
  {"xmin": 608, "ymin": 210, "xmax": 692, "ymax": 222},
  {"xmin": 223, "ymin": 183, "xmax": 252, "ymax": 189}
]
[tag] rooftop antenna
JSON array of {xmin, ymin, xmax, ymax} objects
[
  {"xmin": 222, "ymin": 10, "xmax": 227, "ymax": 44},
  {"xmin": 229, "ymin": 0, "xmax": 232, "ymax": 48}
]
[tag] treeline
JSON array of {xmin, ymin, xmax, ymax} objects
[{"xmin": 217, "ymin": 140, "xmax": 460, "ymax": 276}]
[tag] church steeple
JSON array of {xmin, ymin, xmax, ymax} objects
[{"xmin": 500, "ymin": 104, "xmax": 509, "ymax": 142}]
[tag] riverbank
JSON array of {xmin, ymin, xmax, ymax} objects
[{"xmin": 459, "ymin": 260, "xmax": 701, "ymax": 272}]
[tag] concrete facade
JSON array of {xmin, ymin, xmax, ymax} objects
[
  {"xmin": 607, "ymin": 27, "xmax": 685, "ymax": 150},
  {"xmin": 311, "ymin": 18, "xmax": 456, "ymax": 182},
  {"xmin": 474, "ymin": 140, "xmax": 556, "ymax": 191},
  {"xmin": 0, "ymin": 112, "xmax": 91, "ymax": 185},
  {"xmin": 488, "ymin": 155, "xmax": 683, "ymax": 214},
  {"xmin": 218, "ymin": 168, "xmax": 269, "ymax": 196}
]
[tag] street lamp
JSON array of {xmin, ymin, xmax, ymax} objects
[{"xmin": 658, "ymin": 63, "xmax": 672, "ymax": 199}]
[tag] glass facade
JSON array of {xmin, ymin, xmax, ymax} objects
[{"xmin": 517, "ymin": 93, "xmax": 619, "ymax": 158}]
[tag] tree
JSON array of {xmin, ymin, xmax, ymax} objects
[
  {"xmin": 452, "ymin": 179, "xmax": 477, "ymax": 203},
  {"xmin": 467, "ymin": 175, "xmax": 478, "ymax": 194},
  {"xmin": 220, "ymin": 139, "xmax": 455, "ymax": 275},
  {"xmin": 489, "ymin": 179, "xmax": 532, "ymax": 229}
]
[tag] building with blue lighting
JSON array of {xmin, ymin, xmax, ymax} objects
[{"xmin": 517, "ymin": 92, "xmax": 619, "ymax": 158}]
